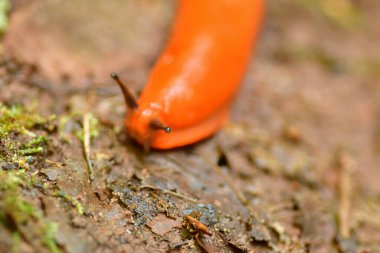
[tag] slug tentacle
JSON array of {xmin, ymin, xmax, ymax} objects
[
  {"xmin": 111, "ymin": 73, "xmax": 139, "ymax": 110},
  {"xmin": 149, "ymin": 119, "xmax": 171, "ymax": 133}
]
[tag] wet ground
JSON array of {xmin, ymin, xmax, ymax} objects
[{"xmin": 0, "ymin": 0, "xmax": 379, "ymax": 252}]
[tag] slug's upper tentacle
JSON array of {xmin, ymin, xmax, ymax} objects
[
  {"xmin": 111, "ymin": 73, "xmax": 172, "ymax": 146},
  {"xmin": 111, "ymin": 73, "xmax": 138, "ymax": 110}
]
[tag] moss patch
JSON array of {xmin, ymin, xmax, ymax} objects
[{"xmin": 0, "ymin": 103, "xmax": 61, "ymax": 252}]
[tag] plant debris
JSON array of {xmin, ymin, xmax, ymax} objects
[{"xmin": 1, "ymin": 0, "xmax": 380, "ymax": 252}]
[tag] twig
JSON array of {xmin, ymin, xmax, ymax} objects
[
  {"xmin": 204, "ymin": 157, "xmax": 259, "ymax": 220},
  {"xmin": 83, "ymin": 113, "xmax": 94, "ymax": 181},
  {"xmin": 268, "ymin": 202, "xmax": 295, "ymax": 214},
  {"xmin": 139, "ymin": 184, "xmax": 198, "ymax": 203},
  {"xmin": 337, "ymin": 151, "xmax": 355, "ymax": 238}
]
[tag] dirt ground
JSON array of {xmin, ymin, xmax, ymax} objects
[{"xmin": 0, "ymin": 0, "xmax": 379, "ymax": 252}]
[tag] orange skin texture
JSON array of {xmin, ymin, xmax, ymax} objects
[{"xmin": 126, "ymin": 0, "xmax": 264, "ymax": 149}]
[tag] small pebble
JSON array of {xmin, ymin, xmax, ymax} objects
[{"xmin": 1, "ymin": 163, "xmax": 19, "ymax": 170}]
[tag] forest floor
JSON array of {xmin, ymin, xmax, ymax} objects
[{"xmin": 0, "ymin": 0, "xmax": 379, "ymax": 252}]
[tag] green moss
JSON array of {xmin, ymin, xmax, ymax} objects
[
  {"xmin": 0, "ymin": 170, "xmax": 61, "ymax": 253},
  {"xmin": 25, "ymin": 136, "xmax": 47, "ymax": 147},
  {"xmin": 18, "ymin": 146, "xmax": 44, "ymax": 156},
  {"xmin": 11, "ymin": 231, "xmax": 21, "ymax": 253},
  {"xmin": 0, "ymin": 104, "xmax": 46, "ymax": 138},
  {"xmin": 0, "ymin": 104, "xmax": 61, "ymax": 252},
  {"xmin": 2, "ymin": 194, "xmax": 38, "ymax": 224},
  {"xmin": 0, "ymin": 104, "xmax": 54, "ymax": 164},
  {"xmin": 0, "ymin": 103, "xmax": 58, "ymax": 190},
  {"xmin": 1, "ymin": 170, "xmax": 27, "ymax": 190},
  {"xmin": 0, "ymin": 170, "xmax": 39, "ymax": 225},
  {"xmin": 55, "ymin": 191, "xmax": 84, "ymax": 215},
  {"xmin": 0, "ymin": 0, "xmax": 10, "ymax": 34},
  {"xmin": 17, "ymin": 135, "xmax": 46, "ymax": 157},
  {"xmin": 41, "ymin": 223, "xmax": 61, "ymax": 253},
  {"xmin": 0, "ymin": 169, "xmax": 38, "ymax": 191}
]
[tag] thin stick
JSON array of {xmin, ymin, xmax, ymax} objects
[
  {"xmin": 204, "ymin": 157, "xmax": 259, "ymax": 220},
  {"xmin": 337, "ymin": 151, "xmax": 354, "ymax": 238},
  {"xmin": 83, "ymin": 113, "xmax": 94, "ymax": 181},
  {"xmin": 140, "ymin": 184, "xmax": 198, "ymax": 203}
]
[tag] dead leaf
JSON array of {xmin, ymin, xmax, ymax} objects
[{"xmin": 146, "ymin": 213, "xmax": 181, "ymax": 236}]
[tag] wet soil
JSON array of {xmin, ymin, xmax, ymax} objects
[{"xmin": 0, "ymin": 0, "xmax": 379, "ymax": 252}]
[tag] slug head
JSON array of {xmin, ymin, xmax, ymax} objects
[
  {"xmin": 125, "ymin": 106, "xmax": 171, "ymax": 150},
  {"xmin": 111, "ymin": 73, "xmax": 171, "ymax": 150}
]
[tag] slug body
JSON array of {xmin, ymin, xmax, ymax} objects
[{"xmin": 124, "ymin": 0, "xmax": 264, "ymax": 149}]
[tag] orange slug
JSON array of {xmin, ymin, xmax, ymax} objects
[{"xmin": 112, "ymin": 0, "xmax": 264, "ymax": 149}]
